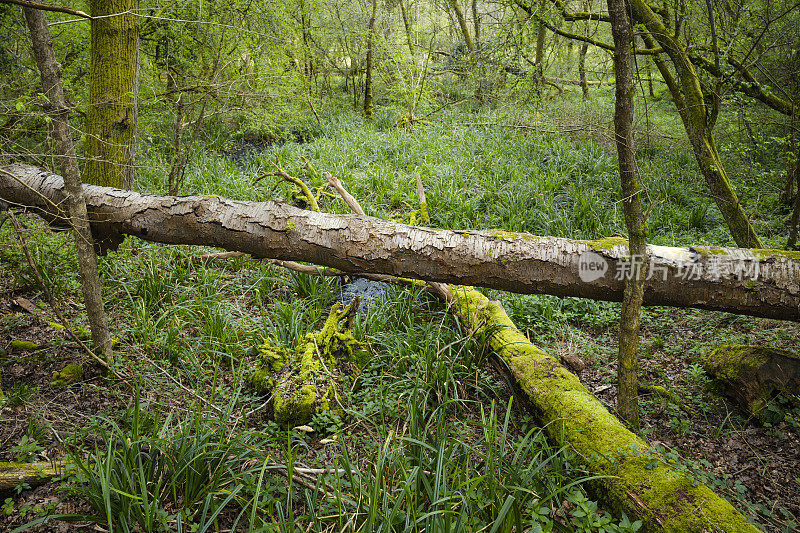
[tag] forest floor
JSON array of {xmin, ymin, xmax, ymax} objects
[{"xmin": 2, "ymin": 93, "xmax": 800, "ymax": 531}]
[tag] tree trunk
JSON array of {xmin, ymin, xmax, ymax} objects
[
  {"xmin": 578, "ymin": 41, "xmax": 589, "ymax": 98},
  {"xmin": 631, "ymin": 0, "xmax": 762, "ymax": 248},
  {"xmin": 84, "ymin": 0, "xmax": 138, "ymax": 188},
  {"xmin": 399, "ymin": 0, "xmax": 415, "ymax": 54},
  {"xmin": 471, "ymin": 0, "xmax": 480, "ymax": 47},
  {"xmin": 534, "ymin": 9, "xmax": 546, "ymax": 85},
  {"xmin": 23, "ymin": 7, "xmax": 112, "ymax": 359},
  {"xmin": 705, "ymin": 345, "xmax": 800, "ymax": 420},
  {"xmin": 451, "ymin": 287, "xmax": 759, "ymax": 532},
  {"xmin": 609, "ymin": 0, "xmax": 644, "ymax": 430},
  {"xmin": 448, "ymin": 0, "xmax": 474, "ymax": 52},
  {"xmin": 2, "ymin": 163, "xmax": 800, "ymax": 321},
  {"xmin": 363, "ymin": 0, "xmax": 377, "ymax": 119}
]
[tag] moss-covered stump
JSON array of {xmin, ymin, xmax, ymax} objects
[
  {"xmin": 451, "ymin": 286, "xmax": 758, "ymax": 532},
  {"xmin": 705, "ymin": 345, "xmax": 800, "ymax": 420},
  {"xmin": 0, "ymin": 461, "xmax": 63, "ymax": 491},
  {"xmin": 251, "ymin": 300, "xmax": 369, "ymax": 426},
  {"xmin": 51, "ymin": 363, "xmax": 84, "ymax": 387}
]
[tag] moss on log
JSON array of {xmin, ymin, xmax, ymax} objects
[
  {"xmin": 251, "ymin": 300, "xmax": 370, "ymax": 426},
  {"xmin": 450, "ymin": 286, "xmax": 759, "ymax": 532},
  {"xmin": 705, "ymin": 345, "xmax": 800, "ymax": 420},
  {"xmin": 0, "ymin": 461, "xmax": 63, "ymax": 491}
]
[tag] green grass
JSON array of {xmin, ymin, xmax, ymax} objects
[{"xmin": 3, "ymin": 92, "xmax": 798, "ymax": 532}]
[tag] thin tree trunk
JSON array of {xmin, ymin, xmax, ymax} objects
[
  {"xmin": 363, "ymin": 0, "xmax": 377, "ymax": 118},
  {"xmin": 534, "ymin": 15, "xmax": 546, "ymax": 84},
  {"xmin": 3, "ymin": 163, "xmax": 800, "ymax": 322},
  {"xmin": 448, "ymin": 0, "xmax": 474, "ymax": 52},
  {"xmin": 609, "ymin": 0, "xmax": 645, "ymax": 430},
  {"xmin": 23, "ymin": 7, "xmax": 112, "ymax": 359},
  {"xmin": 471, "ymin": 0, "xmax": 480, "ymax": 47},
  {"xmin": 84, "ymin": 0, "xmax": 138, "ymax": 188},
  {"xmin": 789, "ymin": 162, "xmax": 800, "ymax": 249},
  {"xmin": 633, "ymin": 1, "xmax": 762, "ymax": 248},
  {"xmin": 399, "ymin": 0, "xmax": 415, "ymax": 54},
  {"xmin": 782, "ymin": 111, "xmax": 797, "ymax": 204},
  {"xmin": 578, "ymin": 41, "xmax": 589, "ymax": 98}
]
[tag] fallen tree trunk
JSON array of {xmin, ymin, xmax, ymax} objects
[
  {"xmin": 450, "ymin": 286, "xmax": 759, "ymax": 532},
  {"xmin": 1, "ymin": 162, "xmax": 799, "ymax": 321},
  {"xmin": 0, "ymin": 461, "xmax": 63, "ymax": 491}
]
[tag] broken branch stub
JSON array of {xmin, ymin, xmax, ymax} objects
[{"xmin": 251, "ymin": 300, "xmax": 369, "ymax": 426}]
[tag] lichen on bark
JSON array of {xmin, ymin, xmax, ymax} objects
[{"xmin": 250, "ymin": 300, "xmax": 370, "ymax": 426}]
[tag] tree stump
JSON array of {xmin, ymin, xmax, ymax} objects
[{"xmin": 704, "ymin": 344, "xmax": 800, "ymax": 420}]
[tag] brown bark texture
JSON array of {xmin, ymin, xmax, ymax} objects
[
  {"xmin": 2, "ymin": 162, "xmax": 800, "ymax": 321},
  {"xmin": 23, "ymin": 7, "xmax": 112, "ymax": 358},
  {"xmin": 608, "ymin": 0, "xmax": 644, "ymax": 429}
]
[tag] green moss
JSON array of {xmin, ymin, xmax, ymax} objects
[
  {"xmin": 51, "ymin": 363, "xmax": 83, "ymax": 387},
  {"xmin": 487, "ymin": 228, "xmax": 536, "ymax": 241},
  {"xmin": 274, "ymin": 382, "xmax": 318, "ymax": 425},
  {"xmin": 751, "ymin": 248, "xmax": 800, "ymax": 261},
  {"xmin": 286, "ymin": 218, "xmax": 296, "ymax": 231},
  {"xmin": 451, "ymin": 285, "xmax": 758, "ymax": 532},
  {"xmin": 691, "ymin": 246, "xmax": 729, "ymax": 258},
  {"xmin": 583, "ymin": 236, "xmax": 628, "ymax": 252},
  {"xmin": 418, "ymin": 201, "xmax": 430, "ymax": 224},
  {"xmin": 47, "ymin": 321, "xmax": 65, "ymax": 330},
  {"xmin": 10, "ymin": 340, "xmax": 40, "ymax": 351},
  {"xmin": 250, "ymin": 301, "xmax": 368, "ymax": 426},
  {"xmin": 705, "ymin": 345, "xmax": 767, "ymax": 380}
]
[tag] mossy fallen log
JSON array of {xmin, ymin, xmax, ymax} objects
[
  {"xmin": 450, "ymin": 286, "xmax": 759, "ymax": 532},
  {"xmin": 251, "ymin": 300, "xmax": 370, "ymax": 426},
  {"xmin": 0, "ymin": 461, "xmax": 63, "ymax": 491},
  {"xmin": 705, "ymin": 345, "xmax": 800, "ymax": 421}
]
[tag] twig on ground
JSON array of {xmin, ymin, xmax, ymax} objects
[{"xmin": 6, "ymin": 210, "xmax": 122, "ymax": 378}]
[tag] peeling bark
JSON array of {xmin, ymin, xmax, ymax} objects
[{"xmin": 2, "ymin": 163, "xmax": 800, "ymax": 321}]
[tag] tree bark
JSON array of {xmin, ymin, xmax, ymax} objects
[
  {"xmin": 363, "ymin": 0, "xmax": 377, "ymax": 119},
  {"xmin": 448, "ymin": 0, "xmax": 474, "ymax": 52},
  {"xmin": 398, "ymin": 0, "xmax": 415, "ymax": 54},
  {"xmin": 84, "ymin": 0, "xmax": 138, "ymax": 188},
  {"xmin": 23, "ymin": 7, "xmax": 112, "ymax": 359},
  {"xmin": 578, "ymin": 41, "xmax": 589, "ymax": 98},
  {"xmin": 609, "ymin": 0, "xmax": 644, "ymax": 430},
  {"xmin": 471, "ymin": 0, "xmax": 480, "ymax": 48},
  {"xmin": 534, "ymin": 1, "xmax": 546, "ymax": 85},
  {"xmin": 2, "ymin": 163, "xmax": 800, "ymax": 321}
]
